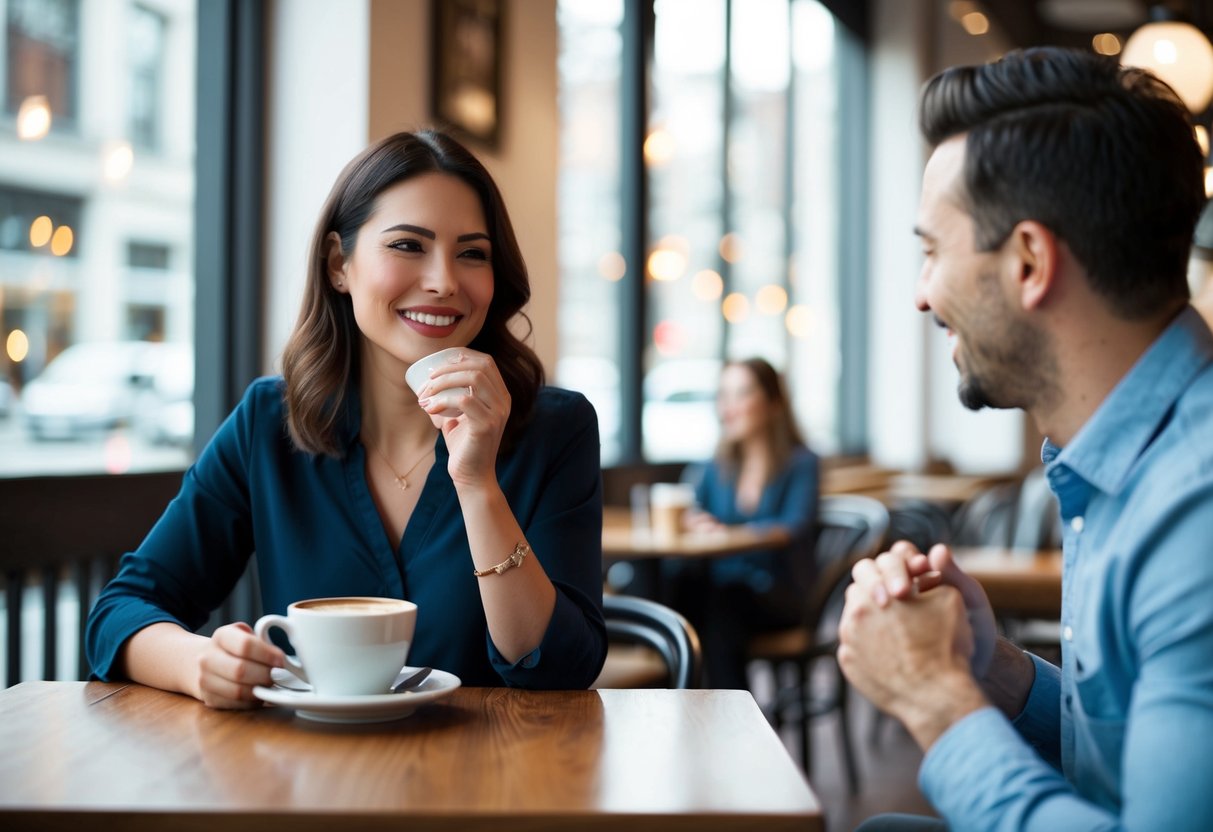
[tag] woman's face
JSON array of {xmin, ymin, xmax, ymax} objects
[
  {"xmin": 330, "ymin": 172, "xmax": 494, "ymax": 368},
  {"xmin": 717, "ymin": 364, "xmax": 772, "ymax": 443}
]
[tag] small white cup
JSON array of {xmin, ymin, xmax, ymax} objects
[
  {"xmin": 405, "ymin": 347, "xmax": 467, "ymax": 418},
  {"xmin": 649, "ymin": 482, "xmax": 696, "ymax": 541},
  {"xmin": 253, "ymin": 597, "xmax": 417, "ymax": 696}
]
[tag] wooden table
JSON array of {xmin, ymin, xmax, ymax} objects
[
  {"xmin": 821, "ymin": 464, "xmax": 897, "ymax": 497},
  {"xmin": 953, "ymin": 546, "xmax": 1063, "ymax": 618},
  {"xmin": 0, "ymin": 682, "xmax": 823, "ymax": 832},
  {"xmin": 884, "ymin": 472, "xmax": 1014, "ymax": 505},
  {"xmin": 602, "ymin": 507, "xmax": 790, "ymax": 561}
]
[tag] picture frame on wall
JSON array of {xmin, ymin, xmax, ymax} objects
[{"xmin": 431, "ymin": 0, "xmax": 502, "ymax": 149}]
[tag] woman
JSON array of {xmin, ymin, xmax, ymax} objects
[
  {"xmin": 667, "ymin": 358, "xmax": 819, "ymax": 689},
  {"xmin": 85, "ymin": 130, "xmax": 607, "ymax": 707}
]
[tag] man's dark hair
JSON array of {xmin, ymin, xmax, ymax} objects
[{"xmin": 920, "ymin": 47, "xmax": 1206, "ymax": 319}]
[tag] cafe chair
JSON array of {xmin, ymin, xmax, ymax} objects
[
  {"xmin": 951, "ymin": 468, "xmax": 1060, "ymax": 551},
  {"xmin": 746, "ymin": 494, "xmax": 890, "ymax": 792},
  {"xmin": 0, "ymin": 471, "xmax": 181, "ymax": 686},
  {"xmin": 0, "ymin": 471, "xmax": 259, "ymax": 687},
  {"xmin": 593, "ymin": 593, "xmax": 703, "ymax": 689}
]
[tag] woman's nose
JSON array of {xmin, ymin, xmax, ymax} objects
[{"xmin": 422, "ymin": 255, "xmax": 458, "ymax": 296}]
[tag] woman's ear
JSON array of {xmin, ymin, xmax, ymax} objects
[
  {"xmin": 1008, "ymin": 220, "xmax": 1057, "ymax": 311},
  {"xmin": 325, "ymin": 232, "xmax": 349, "ymax": 292}
]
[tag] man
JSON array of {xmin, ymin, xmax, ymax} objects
[{"xmin": 839, "ymin": 47, "xmax": 1213, "ymax": 830}]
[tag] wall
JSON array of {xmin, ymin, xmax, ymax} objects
[
  {"xmin": 865, "ymin": 0, "xmax": 1025, "ymax": 474},
  {"xmin": 264, "ymin": 0, "xmax": 370, "ymax": 370}
]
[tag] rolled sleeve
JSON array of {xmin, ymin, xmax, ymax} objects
[
  {"xmin": 1012, "ymin": 653, "xmax": 1063, "ymax": 770},
  {"xmin": 921, "ymin": 707, "xmax": 1111, "ymax": 832}
]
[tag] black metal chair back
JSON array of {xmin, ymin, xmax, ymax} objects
[{"xmin": 602, "ymin": 593, "xmax": 702, "ymax": 689}]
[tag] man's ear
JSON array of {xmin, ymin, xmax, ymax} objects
[
  {"xmin": 325, "ymin": 232, "xmax": 349, "ymax": 292},
  {"xmin": 1007, "ymin": 220, "xmax": 1057, "ymax": 311}
]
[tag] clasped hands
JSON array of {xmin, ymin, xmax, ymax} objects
[{"xmin": 837, "ymin": 541, "xmax": 998, "ymax": 749}]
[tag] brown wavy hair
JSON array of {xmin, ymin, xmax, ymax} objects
[
  {"xmin": 714, "ymin": 358, "xmax": 805, "ymax": 482},
  {"xmin": 280, "ymin": 130, "xmax": 544, "ymax": 457}
]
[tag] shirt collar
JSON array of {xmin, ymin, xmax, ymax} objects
[{"xmin": 1045, "ymin": 305, "xmax": 1213, "ymax": 496}]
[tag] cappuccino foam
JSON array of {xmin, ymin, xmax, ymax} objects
[{"xmin": 296, "ymin": 598, "xmax": 408, "ymax": 614}]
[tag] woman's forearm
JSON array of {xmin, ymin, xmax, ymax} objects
[
  {"xmin": 117, "ymin": 621, "xmax": 209, "ymax": 699},
  {"xmin": 456, "ymin": 481, "xmax": 557, "ymax": 663}
]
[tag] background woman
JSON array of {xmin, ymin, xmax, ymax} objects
[
  {"xmin": 667, "ymin": 357, "xmax": 819, "ymax": 689},
  {"xmin": 86, "ymin": 130, "xmax": 607, "ymax": 707}
]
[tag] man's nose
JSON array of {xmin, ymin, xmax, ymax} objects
[{"xmin": 914, "ymin": 272, "xmax": 931, "ymax": 312}]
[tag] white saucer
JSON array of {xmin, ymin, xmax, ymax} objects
[{"xmin": 253, "ymin": 666, "xmax": 462, "ymax": 723}]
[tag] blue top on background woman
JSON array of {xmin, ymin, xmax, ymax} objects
[
  {"xmin": 86, "ymin": 130, "xmax": 607, "ymax": 706},
  {"xmin": 667, "ymin": 357, "xmax": 819, "ymax": 689}
]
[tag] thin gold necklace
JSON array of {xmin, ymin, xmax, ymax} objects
[{"xmin": 365, "ymin": 434, "xmax": 434, "ymax": 492}]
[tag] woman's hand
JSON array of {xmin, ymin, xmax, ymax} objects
[
  {"xmin": 192, "ymin": 622, "xmax": 285, "ymax": 709},
  {"xmin": 684, "ymin": 508, "xmax": 725, "ymax": 533},
  {"xmin": 418, "ymin": 348, "xmax": 510, "ymax": 488}
]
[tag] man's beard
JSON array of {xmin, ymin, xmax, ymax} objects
[
  {"xmin": 957, "ymin": 369, "xmax": 995, "ymax": 411},
  {"xmin": 953, "ymin": 272, "xmax": 1056, "ymax": 413}
]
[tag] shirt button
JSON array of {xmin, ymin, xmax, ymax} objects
[
  {"xmin": 1070, "ymin": 516, "xmax": 1085, "ymax": 533},
  {"xmin": 1063, "ymin": 626, "xmax": 1074, "ymax": 641}
]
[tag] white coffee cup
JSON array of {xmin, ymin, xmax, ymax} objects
[
  {"xmin": 649, "ymin": 482, "xmax": 696, "ymax": 541},
  {"xmin": 405, "ymin": 347, "xmax": 468, "ymax": 418},
  {"xmin": 253, "ymin": 597, "xmax": 417, "ymax": 696}
]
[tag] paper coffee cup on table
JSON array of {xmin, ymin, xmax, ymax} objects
[
  {"xmin": 253, "ymin": 597, "xmax": 416, "ymax": 696},
  {"xmin": 405, "ymin": 347, "xmax": 467, "ymax": 418},
  {"xmin": 650, "ymin": 482, "xmax": 695, "ymax": 541}
]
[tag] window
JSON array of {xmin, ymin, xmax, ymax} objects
[
  {"xmin": 128, "ymin": 240, "xmax": 171, "ymax": 270},
  {"xmin": 557, "ymin": 0, "xmax": 859, "ymax": 464},
  {"xmin": 128, "ymin": 4, "xmax": 166, "ymax": 151},
  {"xmin": 0, "ymin": 0, "xmax": 196, "ymax": 477},
  {"xmin": 0, "ymin": 184, "xmax": 83, "ymax": 255},
  {"xmin": 555, "ymin": 0, "xmax": 624, "ymax": 462},
  {"xmin": 5, "ymin": 0, "xmax": 78, "ymax": 129}
]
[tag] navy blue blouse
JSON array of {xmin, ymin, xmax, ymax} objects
[
  {"xmin": 86, "ymin": 377, "xmax": 607, "ymax": 689},
  {"xmin": 682, "ymin": 446, "xmax": 819, "ymax": 598}
]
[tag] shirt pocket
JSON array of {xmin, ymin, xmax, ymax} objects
[{"xmin": 1072, "ymin": 655, "xmax": 1127, "ymax": 810}]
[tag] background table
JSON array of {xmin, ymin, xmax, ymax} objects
[
  {"xmin": 954, "ymin": 546, "xmax": 1063, "ymax": 618},
  {"xmin": 0, "ymin": 682, "xmax": 823, "ymax": 832},
  {"xmin": 603, "ymin": 506, "xmax": 790, "ymax": 561}
]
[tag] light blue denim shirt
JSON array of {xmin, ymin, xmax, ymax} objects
[{"xmin": 920, "ymin": 306, "xmax": 1213, "ymax": 831}]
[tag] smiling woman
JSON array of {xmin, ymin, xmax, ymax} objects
[{"xmin": 84, "ymin": 130, "xmax": 608, "ymax": 708}]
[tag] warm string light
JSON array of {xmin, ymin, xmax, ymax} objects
[
  {"xmin": 17, "ymin": 95, "xmax": 50, "ymax": 140},
  {"xmin": 1122, "ymin": 19, "xmax": 1213, "ymax": 114},
  {"xmin": 1093, "ymin": 33, "xmax": 1122, "ymax": 56}
]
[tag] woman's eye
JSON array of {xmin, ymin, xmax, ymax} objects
[
  {"xmin": 389, "ymin": 239, "xmax": 423, "ymax": 253},
  {"xmin": 459, "ymin": 247, "xmax": 490, "ymax": 261}
]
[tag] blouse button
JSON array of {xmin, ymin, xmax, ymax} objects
[
  {"xmin": 1070, "ymin": 515, "xmax": 1085, "ymax": 533},
  {"xmin": 1063, "ymin": 625, "xmax": 1074, "ymax": 642}
]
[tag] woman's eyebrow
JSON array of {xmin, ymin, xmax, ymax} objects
[
  {"xmin": 457, "ymin": 232, "xmax": 490, "ymax": 243},
  {"xmin": 381, "ymin": 223, "xmax": 435, "ymax": 239}
]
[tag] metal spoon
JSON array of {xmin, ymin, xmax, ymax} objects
[{"xmin": 390, "ymin": 666, "xmax": 432, "ymax": 693}]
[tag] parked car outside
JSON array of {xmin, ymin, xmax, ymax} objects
[
  {"xmin": 23, "ymin": 342, "xmax": 178, "ymax": 441},
  {"xmin": 0, "ymin": 378, "xmax": 13, "ymax": 419},
  {"xmin": 642, "ymin": 358, "xmax": 721, "ymax": 462},
  {"xmin": 556, "ymin": 355, "xmax": 622, "ymax": 463},
  {"xmin": 133, "ymin": 343, "xmax": 194, "ymax": 447}
]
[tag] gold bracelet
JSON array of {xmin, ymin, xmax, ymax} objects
[{"xmin": 473, "ymin": 541, "xmax": 531, "ymax": 577}]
